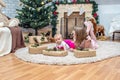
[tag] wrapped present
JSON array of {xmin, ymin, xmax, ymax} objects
[
  {"xmin": 29, "ymin": 44, "xmax": 47, "ymax": 54},
  {"xmin": 42, "ymin": 50, "xmax": 68, "ymax": 57},
  {"xmin": 74, "ymin": 49, "xmax": 96, "ymax": 58}
]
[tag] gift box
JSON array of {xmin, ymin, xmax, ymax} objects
[
  {"xmin": 42, "ymin": 50, "xmax": 68, "ymax": 57},
  {"xmin": 74, "ymin": 49, "xmax": 96, "ymax": 58},
  {"xmin": 29, "ymin": 44, "xmax": 47, "ymax": 54}
]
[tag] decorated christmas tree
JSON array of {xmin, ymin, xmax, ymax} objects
[{"xmin": 16, "ymin": 0, "xmax": 53, "ymax": 35}]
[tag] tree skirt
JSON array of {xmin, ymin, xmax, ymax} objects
[{"xmin": 14, "ymin": 41, "xmax": 120, "ymax": 65}]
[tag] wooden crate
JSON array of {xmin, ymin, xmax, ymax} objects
[
  {"xmin": 42, "ymin": 50, "xmax": 68, "ymax": 57},
  {"xmin": 29, "ymin": 45, "xmax": 47, "ymax": 54},
  {"xmin": 74, "ymin": 49, "xmax": 96, "ymax": 58}
]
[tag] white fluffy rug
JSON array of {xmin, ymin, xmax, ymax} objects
[{"xmin": 14, "ymin": 41, "xmax": 120, "ymax": 65}]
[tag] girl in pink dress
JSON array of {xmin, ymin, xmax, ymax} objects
[
  {"xmin": 84, "ymin": 19, "xmax": 98, "ymax": 49},
  {"xmin": 73, "ymin": 20, "xmax": 98, "ymax": 49}
]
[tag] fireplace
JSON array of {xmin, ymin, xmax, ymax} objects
[{"xmin": 60, "ymin": 12, "xmax": 85, "ymax": 38}]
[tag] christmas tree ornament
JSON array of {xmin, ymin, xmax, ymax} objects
[
  {"xmin": 55, "ymin": 1, "xmax": 59, "ymax": 5},
  {"xmin": 93, "ymin": 13, "xmax": 98, "ymax": 18},
  {"xmin": 85, "ymin": 0, "xmax": 90, "ymax": 3},
  {"xmin": 72, "ymin": 0, "xmax": 77, "ymax": 3},
  {"xmin": 48, "ymin": 16, "xmax": 50, "ymax": 19},
  {"xmin": 37, "ymin": 7, "xmax": 41, "ymax": 11},
  {"xmin": 41, "ymin": 2, "xmax": 44, "ymax": 5},
  {"xmin": 53, "ymin": 11, "xmax": 58, "ymax": 15}
]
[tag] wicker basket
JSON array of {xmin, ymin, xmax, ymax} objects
[
  {"xmin": 29, "ymin": 36, "xmax": 48, "ymax": 44},
  {"xmin": 29, "ymin": 45, "xmax": 47, "ymax": 54},
  {"xmin": 42, "ymin": 50, "xmax": 68, "ymax": 57},
  {"xmin": 74, "ymin": 49, "xmax": 96, "ymax": 58}
]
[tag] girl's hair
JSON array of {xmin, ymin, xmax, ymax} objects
[{"xmin": 74, "ymin": 26, "xmax": 87, "ymax": 48}]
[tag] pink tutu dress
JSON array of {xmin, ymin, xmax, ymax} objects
[{"xmin": 64, "ymin": 39, "xmax": 76, "ymax": 49}]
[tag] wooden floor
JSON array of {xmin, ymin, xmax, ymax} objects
[{"xmin": 0, "ymin": 40, "xmax": 120, "ymax": 80}]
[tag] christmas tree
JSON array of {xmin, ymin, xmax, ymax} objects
[{"xmin": 16, "ymin": 0, "xmax": 53, "ymax": 35}]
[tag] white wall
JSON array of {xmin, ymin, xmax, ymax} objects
[
  {"xmin": 98, "ymin": 5, "xmax": 120, "ymax": 36},
  {"xmin": 94, "ymin": 0, "xmax": 120, "ymax": 5}
]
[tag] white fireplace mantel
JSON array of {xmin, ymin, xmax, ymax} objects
[{"xmin": 56, "ymin": 4, "xmax": 93, "ymax": 33}]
